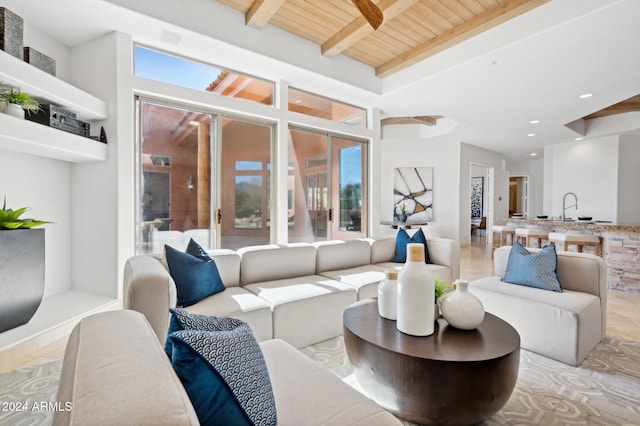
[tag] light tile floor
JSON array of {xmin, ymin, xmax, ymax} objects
[{"xmin": 2, "ymin": 236, "xmax": 639, "ymax": 373}]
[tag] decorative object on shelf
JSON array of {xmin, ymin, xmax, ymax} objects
[
  {"xmin": 0, "ymin": 87, "xmax": 40, "ymax": 119},
  {"xmin": 378, "ymin": 269, "xmax": 398, "ymax": 320},
  {"xmin": 397, "ymin": 243, "xmax": 435, "ymax": 336},
  {"xmin": 0, "ymin": 197, "xmax": 50, "ymax": 333},
  {"xmin": 0, "ymin": 7, "xmax": 23, "ymax": 60},
  {"xmin": 25, "ymin": 103, "xmax": 91, "ymax": 137},
  {"xmin": 393, "ymin": 167, "xmax": 433, "ymax": 223},
  {"xmin": 23, "ymin": 46, "xmax": 56, "ymax": 75},
  {"xmin": 439, "ymin": 279, "xmax": 485, "ymax": 330}
]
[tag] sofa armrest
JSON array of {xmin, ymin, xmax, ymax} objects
[
  {"xmin": 53, "ymin": 311, "xmax": 198, "ymax": 426},
  {"xmin": 493, "ymin": 245, "xmax": 607, "ymax": 339},
  {"xmin": 426, "ymin": 237, "xmax": 461, "ymax": 280},
  {"xmin": 123, "ymin": 255, "xmax": 176, "ymax": 342}
]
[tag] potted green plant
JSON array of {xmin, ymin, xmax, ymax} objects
[
  {"xmin": 0, "ymin": 87, "xmax": 41, "ymax": 119},
  {"xmin": 434, "ymin": 277, "xmax": 452, "ymax": 319},
  {"xmin": 0, "ymin": 197, "xmax": 50, "ymax": 333}
]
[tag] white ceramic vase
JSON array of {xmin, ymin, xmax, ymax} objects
[
  {"xmin": 5, "ymin": 103, "xmax": 25, "ymax": 119},
  {"xmin": 378, "ymin": 269, "xmax": 398, "ymax": 320},
  {"xmin": 397, "ymin": 243, "xmax": 434, "ymax": 336},
  {"xmin": 439, "ymin": 279, "xmax": 485, "ymax": 330}
]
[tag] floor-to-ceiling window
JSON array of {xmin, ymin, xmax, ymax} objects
[{"xmin": 134, "ymin": 46, "xmax": 370, "ymax": 252}]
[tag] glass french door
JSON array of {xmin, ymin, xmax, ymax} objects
[
  {"xmin": 288, "ymin": 127, "xmax": 367, "ymax": 243},
  {"xmin": 136, "ymin": 99, "xmax": 214, "ymax": 254},
  {"xmin": 218, "ymin": 116, "xmax": 273, "ymax": 250}
]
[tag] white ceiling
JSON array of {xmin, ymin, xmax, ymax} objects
[{"xmin": 6, "ymin": 0, "xmax": 640, "ymax": 159}]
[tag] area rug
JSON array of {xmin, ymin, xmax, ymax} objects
[
  {"xmin": 300, "ymin": 336, "xmax": 640, "ymax": 425},
  {"xmin": 1, "ymin": 337, "xmax": 639, "ymax": 425},
  {"xmin": 0, "ymin": 360, "xmax": 62, "ymax": 426}
]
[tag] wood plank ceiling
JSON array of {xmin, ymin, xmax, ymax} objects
[{"xmin": 215, "ymin": 0, "xmax": 549, "ymax": 77}]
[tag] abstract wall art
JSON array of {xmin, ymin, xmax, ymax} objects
[
  {"xmin": 471, "ymin": 176, "xmax": 484, "ymax": 219},
  {"xmin": 393, "ymin": 167, "xmax": 433, "ymax": 222}
]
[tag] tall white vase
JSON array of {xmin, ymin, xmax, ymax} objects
[
  {"xmin": 397, "ymin": 243, "xmax": 434, "ymax": 336},
  {"xmin": 378, "ymin": 269, "xmax": 398, "ymax": 320},
  {"xmin": 439, "ymin": 279, "xmax": 485, "ymax": 330}
]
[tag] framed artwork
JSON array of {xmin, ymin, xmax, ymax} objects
[
  {"xmin": 393, "ymin": 167, "xmax": 433, "ymax": 222},
  {"xmin": 471, "ymin": 177, "xmax": 483, "ymax": 219}
]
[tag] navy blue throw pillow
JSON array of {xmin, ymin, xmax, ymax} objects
[
  {"xmin": 164, "ymin": 308, "xmax": 245, "ymax": 358},
  {"xmin": 501, "ymin": 242, "xmax": 563, "ymax": 292},
  {"xmin": 393, "ymin": 227, "xmax": 431, "ymax": 264},
  {"xmin": 168, "ymin": 323, "xmax": 277, "ymax": 426},
  {"xmin": 165, "ymin": 240, "xmax": 225, "ymax": 307}
]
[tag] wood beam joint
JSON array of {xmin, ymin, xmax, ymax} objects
[{"xmin": 246, "ymin": 0, "xmax": 286, "ymax": 29}]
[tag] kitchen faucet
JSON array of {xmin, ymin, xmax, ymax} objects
[{"xmin": 562, "ymin": 192, "xmax": 578, "ymax": 221}]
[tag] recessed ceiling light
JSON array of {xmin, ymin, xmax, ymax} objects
[
  {"xmin": 579, "ymin": 93, "xmax": 593, "ymax": 99},
  {"xmin": 529, "ymin": 120, "xmax": 540, "ymax": 124},
  {"xmin": 294, "ymin": 100, "xmax": 302, "ymax": 103},
  {"xmin": 527, "ymin": 133, "xmax": 535, "ymax": 137},
  {"xmin": 530, "ymin": 153, "xmax": 538, "ymax": 156},
  {"xmin": 575, "ymin": 137, "xmax": 584, "ymax": 141}
]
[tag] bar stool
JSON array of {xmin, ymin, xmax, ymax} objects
[
  {"xmin": 492, "ymin": 225, "xmax": 515, "ymax": 250},
  {"xmin": 515, "ymin": 228, "xmax": 549, "ymax": 248},
  {"xmin": 548, "ymin": 232, "xmax": 602, "ymax": 256}
]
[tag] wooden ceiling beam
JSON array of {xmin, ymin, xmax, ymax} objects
[
  {"xmin": 322, "ymin": 0, "xmax": 420, "ymax": 58},
  {"xmin": 381, "ymin": 115, "xmax": 441, "ymax": 126},
  {"xmin": 246, "ymin": 0, "xmax": 287, "ymax": 29},
  {"xmin": 376, "ymin": 0, "xmax": 549, "ymax": 77}
]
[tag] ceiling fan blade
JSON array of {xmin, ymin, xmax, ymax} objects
[{"xmin": 352, "ymin": 0, "xmax": 383, "ymax": 30}]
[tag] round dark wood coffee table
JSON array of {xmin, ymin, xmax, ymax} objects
[{"xmin": 343, "ymin": 299, "xmax": 520, "ymax": 426}]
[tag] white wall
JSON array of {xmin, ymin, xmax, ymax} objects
[
  {"xmin": 68, "ymin": 32, "xmax": 131, "ymax": 298},
  {"xmin": 0, "ymin": 150, "xmax": 71, "ymax": 297},
  {"xmin": 617, "ymin": 134, "xmax": 640, "ymax": 224},
  {"xmin": 544, "ymin": 136, "xmax": 619, "ymax": 221}
]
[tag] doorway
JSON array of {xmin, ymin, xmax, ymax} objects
[
  {"xmin": 469, "ymin": 163, "xmax": 494, "ymax": 247},
  {"xmin": 509, "ymin": 176, "xmax": 529, "ymax": 218}
]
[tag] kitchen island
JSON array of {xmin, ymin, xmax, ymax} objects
[{"xmin": 504, "ymin": 218, "xmax": 640, "ymax": 293}]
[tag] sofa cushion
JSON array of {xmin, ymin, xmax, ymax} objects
[
  {"xmin": 319, "ymin": 264, "xmax": 389, "ymax": 300},
  {"xmin": 165, "ymin": 240, "xmax": 225, "ymax": 307},
  {"xmin": 314, "ymin": 239, "xmax": 372, "ymax": 273},
  {"xmin": 238, "ymin": 244, "xmax": 317, "ymax": 285},
  {"xmin": 260, "ymin": 339, "xmax": 402, "ymax": 425},
  {"xmin": 392, "ymin": 228, "xmax": 431, "ymax": 264},
  {"xmin": 501, "ymin": 242, "xmax": 562, "ymax": 292},
  {"xmin": 185, "ymin": 287, "xmax": 273, "ymax": 342},
  {"xmin": 168, "ymin": 323, "xmax": 277, "ymax": 426}
]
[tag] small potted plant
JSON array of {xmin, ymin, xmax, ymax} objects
[
  {"xmin": 0, "ymin": 197, "xmax": 50, "ymax": 332},
  {"xmin": 0, "ymin": 86, "xmax": 41, "ymax": 119}
]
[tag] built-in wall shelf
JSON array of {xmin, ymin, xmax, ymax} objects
[
  {"xmin": 0, "ymin": 113, "xmax": 107, "ymax": 162},
  {"xmin": 0, "ymin": 50, "xmax": 107, "ymax": 121},
  {"xmin": 0, "ymin": 290, "xmax": 120, "ymax": 367}
]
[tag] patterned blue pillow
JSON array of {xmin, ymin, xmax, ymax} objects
[
  {"xmin": 168, "ymin": 323, "xmax": 277, "ymax": 426},
  {"xmin": 165, "ymin": 239, "xmax": 225, "ymax": 307},
  {"xmin": 393, "ymin": 227, "xmax": 431, "ymax": 264},
  {"xmin": 501, "ymin": 242, "xmax": 563, "ymax": 292},
  {"xmin": 164, "ymin": 308, "xmax": 244, "ymax": 358}
]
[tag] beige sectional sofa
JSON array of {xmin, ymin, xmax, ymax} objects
[
  {"xmin": 469, "ymin": 245, "xmax": 607, "ymax": 366},
  {"xmin": 53, "ymin": 310, "xmax": 400, "ymax": 425},
  {"xmin": 124, "ymin": 237, "xmax": 460, "ymax": 346},
  {"xmin": 53, "ymin": 237, "xmax": 459, "ymax": 425}
]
